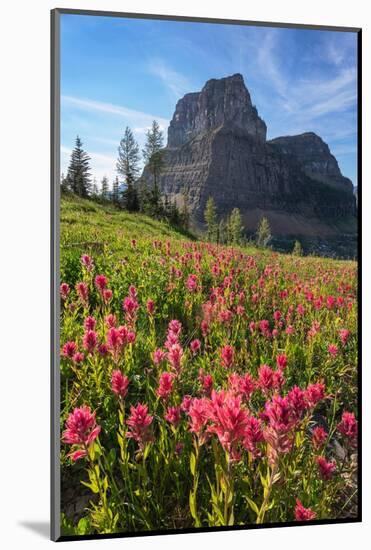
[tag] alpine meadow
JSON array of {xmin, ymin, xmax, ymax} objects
[{"xmin": 56, "ymin": 12, "xmax": 359, "ymax": 538}]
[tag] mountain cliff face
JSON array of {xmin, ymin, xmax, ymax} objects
[{"xmin": 141, "ymin": 73, "xmax": 356, "ymax": 253}]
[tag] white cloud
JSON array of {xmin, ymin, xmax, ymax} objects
[
  {"xmin": 148, "ymin": 59, "xmax": 193, "ymax": 101},
  {"xmin": 62, "ymin": 95, "xmax": 169, "ymax": 129}
]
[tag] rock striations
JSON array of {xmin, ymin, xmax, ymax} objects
[{"xmin": 141, "ymin": 73, "xmax": 356, "ymax": 254}]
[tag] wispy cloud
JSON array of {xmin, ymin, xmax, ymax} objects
[
  {"xmin": 62, "ymin": 95, "xmax": 169, "ymax": 131},
  {"xmin": 148, "ymin": 59, "xmax": 193, "ymax": 100}
]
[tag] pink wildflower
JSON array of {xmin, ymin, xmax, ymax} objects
[
  {"xmin": 153, "ymin": 348, "xmax": 166, "ymax": 366},
  {"xmin": 76, "ymin": 282, "xmax": 89, "ymax": 304},
  {"xmin": 316, "ymin": 456, "xmax": 336, "ymax": 480},
  {"xmin": 339, "ymin": 329, "xmax": 350, "ymax": 345},
  {"xmin": 105, "ymin": 313, "xmax": 117, "ymax": 328},
  {"xmin": 60, "ymin": 282, "xmax": 70, "ymax": 300},
  {"xmin": 165, "ymin": 406, "xmax": 182, "ymax": 426},
  {"xmin": 103, "ymin": 289, "xmax": 113, "ymax": 304},
  {"xmin": 258, "ymin": 365, "xmax": 274, "ymax": 392},
  {"xmin": 95, "ymin": 274, "xmax": 108, "ymax": 293},
  {"xmin": 167, "ymin": 343, "xmax": 184, "ymax": 373},
  {"xmin": 62, "ymin": 405, "xmax": 101, "ymax": 460},
  {"xmin": 82, "ymin": 330, "xmax": 97, "ymax": 353},
  {"xmin": 220, "ymin": 345, "xmax": 234, "ymax": 369},
  {"xmin": 146, "ymin": 299, "xmax": 155, "ymax": 316},
  {"xmin": 181, "ymin": 395, "xmax": 193, "ymax": 413},
  {"xmin": 243, "ymin": 415, "xmax": 264, "ymax": 457},
  {"xmin": 157, "ymin": 372, "xmax": 174, "ymax": 400},
  {"xmin": 305, "ymin": 382, "xmax": 326, "ymax": 408},
  {"xmin": 62, "ymin": 341, "xmax": 77, "ymax": 359},
  {"xmin": 337, "ymin": 411, "xmax": 357, "ymax": 442},
  {"xmin": 126, "ymin": 403, "xmax": 154, "ymax": 450},
  {"xmin": 72, "ymin": 352, "xmax": 85, "ymax": 364},
  {"xmin": 186, "ymin": 274, "xmax": 199, "ymax": 292},
  {"xmin": 328, "ymin": 344, "xmax": 338, "ymax": 357},
  {"xmin": 168, "ymin": 319, "xmax": 182, "ymax": 336},
  {"xmin": 294, "ymin": 499, "xmax": 316, "ymax": 521},
  {"xmin": 190, "ymin": 339, "xmax": 201, "ymax": 355},
  {"xmin": 84, "ymin": 316, "xmax": 96, "ymax": 331},
  {"xmin": 312, "ymin": 426, "xmax": 328, "ymax": 449},
  {"xmin": 276, "ymin": 353, "xmax": 288, "ymax": 370},
  {"xmin": 188, "ymin": 397, "xmax": 210, "ymax": 445},
  {"xmin": 81, "ymin": 254, "xmax": 94, "ymax": 271},
  {"xmin": 111, "ymin": 370, "xmax": 129, "ymax": 398}
]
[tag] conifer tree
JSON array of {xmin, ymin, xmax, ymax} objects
[
  {"xmin": 218, "ymin": 218, "xmax": 228, "ymax": 244},
  {"xmin": 229, "ymin": 208, "xmax": 244, "ymax": 245},
  {"xmin": 112, "ymin": 176, "xmax": 120, "ymax": 205},
  {"xmin": 66, "ymin": 136, "xmax": 92, "ymax": 197},
  {"xmin": 256, "ymin": 216, "xmax": 272, "ymax": 248},
  {"xmin": 116, "ymin": 126, "xmax": 140, "ymax": 211},
  {"xmin": 142, "ymin": 120, "xmax": 165, "ymax": 193},
  {"xmin": 101, "ymin": 176, "xmax": 109, "ymax": 200},
  {"xmin": 292, "ymin": 239, "xmax": 303, "ymax": 256},
  {"xmin": 204, "ymin": 197, "xmax": 218, "ymax": 242},
  {"xmin": 91, "ymin": 178, "xmax": 99, "ymax": 198}
]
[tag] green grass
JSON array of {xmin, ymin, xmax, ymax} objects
[{"xmin": 61, "ymin": 192, "xmax": 196, "ymax": 251}]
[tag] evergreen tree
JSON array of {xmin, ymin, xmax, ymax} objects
[
  {"xmin": 101, "ymin": 176, "xmax": 109, "ymax": 200},
  {"xmin": 116, "ymin": 126, "xmax": 140, "ymax": 212},
  {"xmin": 204, "ymin": 197, "xmax": 218, "ymax": 242},
  {"xmin": 292, "ymin": 239, "xmax": 303, "ymax": 256},
  {"xmin": 142, "ymin": 120, "xmax": 165, "ymax": 195},
  {"xmin": 122, "ymin": 182, "xmax": 140, "ymax": 211},
  {"xmin": 112, "ymin": 176, "xmax": 120, "ymax": 205},
  {"xmin": 117, "ymin": 126, "xmax": 140, "ymax": 184},
  {"xmin": 168, "ymin": 199, "xmax": 181, "ymax": 225},
  {"xmin": 218, "ymin": 218, "xmax": 228, "ymax": 244},
  {"xmin": 256, "ymin": 216, "xmax": 272, "ymax": 248},
  {"xmin": 66, "ymin": 136, "xmax": 92, "ymax": 197},
  {"xmin": 229, "ymin": 208, "xmax": 244, "ymax": 245},
  {"xmin": 91, "ymin": 177, "xmax": 99, "ymax": 198},
  {"xmin": 60, "ymin": 172, "xmax": 69, "ymax": 192}
]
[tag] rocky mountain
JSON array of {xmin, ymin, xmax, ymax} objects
[{"xmin": 141, "ymin": 73, "xmax": 356, "ymax": 256}]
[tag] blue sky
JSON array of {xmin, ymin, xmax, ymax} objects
[{"xmin": 61, "ymin": 14, "xmax": 358, "ymax": 187}]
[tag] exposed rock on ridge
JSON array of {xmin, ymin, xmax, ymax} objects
[{"xmin": 141, "ymin": 73, "xmax": 356, "ymax": 249}]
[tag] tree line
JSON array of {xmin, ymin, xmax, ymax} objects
[
  {"xmin": 61, "ymin": 121, "xmax": 190, "ymax": 229},
  {"xmin": 61, "ymin": 127, "xmax": 303, "ymax": 254},
  {"xmin": 203, "ymin": 197, "xmax": 303, "ymax": 254}
]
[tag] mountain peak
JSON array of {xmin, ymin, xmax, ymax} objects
[{"xmin": 167, "ymin": 74, "xmax": 267, "ymax": 148}]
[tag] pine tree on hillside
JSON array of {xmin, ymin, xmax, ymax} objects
[
  {"xmin": 116, "ymin": 126, "xmax": 140, "ymax": 212},
  {"xmin": 229, "ymin": 208, "xmax": 244, "ymax": 245},
  {"xmin": 101, "ymin": 176, "xmax": 109, "ymax": 200},
  {"xmin": 204, "ymin": 197, "xmax": 218, "ymax": 242},
  {"xmin": 91, "ymin": 177, "xmax": 99, "ymax": 198},
  {"xmin": 292, "ymin": 239, "xmax": 303, "ymax": 256},
  {"xmin": 218, "ymin": 218, "xmax": 228, "ymax": 244},
  {"xmin": 61, "ymin": 172, "xmax": 69, "ymax": 192},
  {"xmin": 117, "ymin": 126, "xmax": 140, "ymax": 186},
  {"xmin": 256, "ymin": 216, "xmax": 272, "ymax": 248},
  {"xmin": 66, "ymin": 136, "xmax": 92, "ymax": 197},
  {"xmin": 112, "ymin": 176, "xmax": 120, "ymax": 205},
  {"xmin": 142, "ymin": 120, "xmax": 165, "ymax": 192}
]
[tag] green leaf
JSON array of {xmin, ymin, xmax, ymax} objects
[
  {"xmin": 189, "ymin": 491, "xmax": 197, "ymax": 520},
  {"xmin": 77, "ymin": 517, "xmax": 90, "ymax": 535},
  {"xmin": 246, "ymin": 496, "xmax": 260, "ymax": 517},
  {"xmin": 190, "ymin": 452, "xmax": 196, "ymax": 476}
]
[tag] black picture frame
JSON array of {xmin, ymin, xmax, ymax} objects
[{"xmin": 51, "ymin": 8, "xmax": 362, "ymax": 542}]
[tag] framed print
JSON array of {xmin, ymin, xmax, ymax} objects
[{"xmin": 51, "ymin": 8, "xmax": 361, "ymax": 541}]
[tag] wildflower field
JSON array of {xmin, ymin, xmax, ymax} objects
[{"xmin": 59, "ymin": 194, "xmax": 359, "ymax": 536}]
